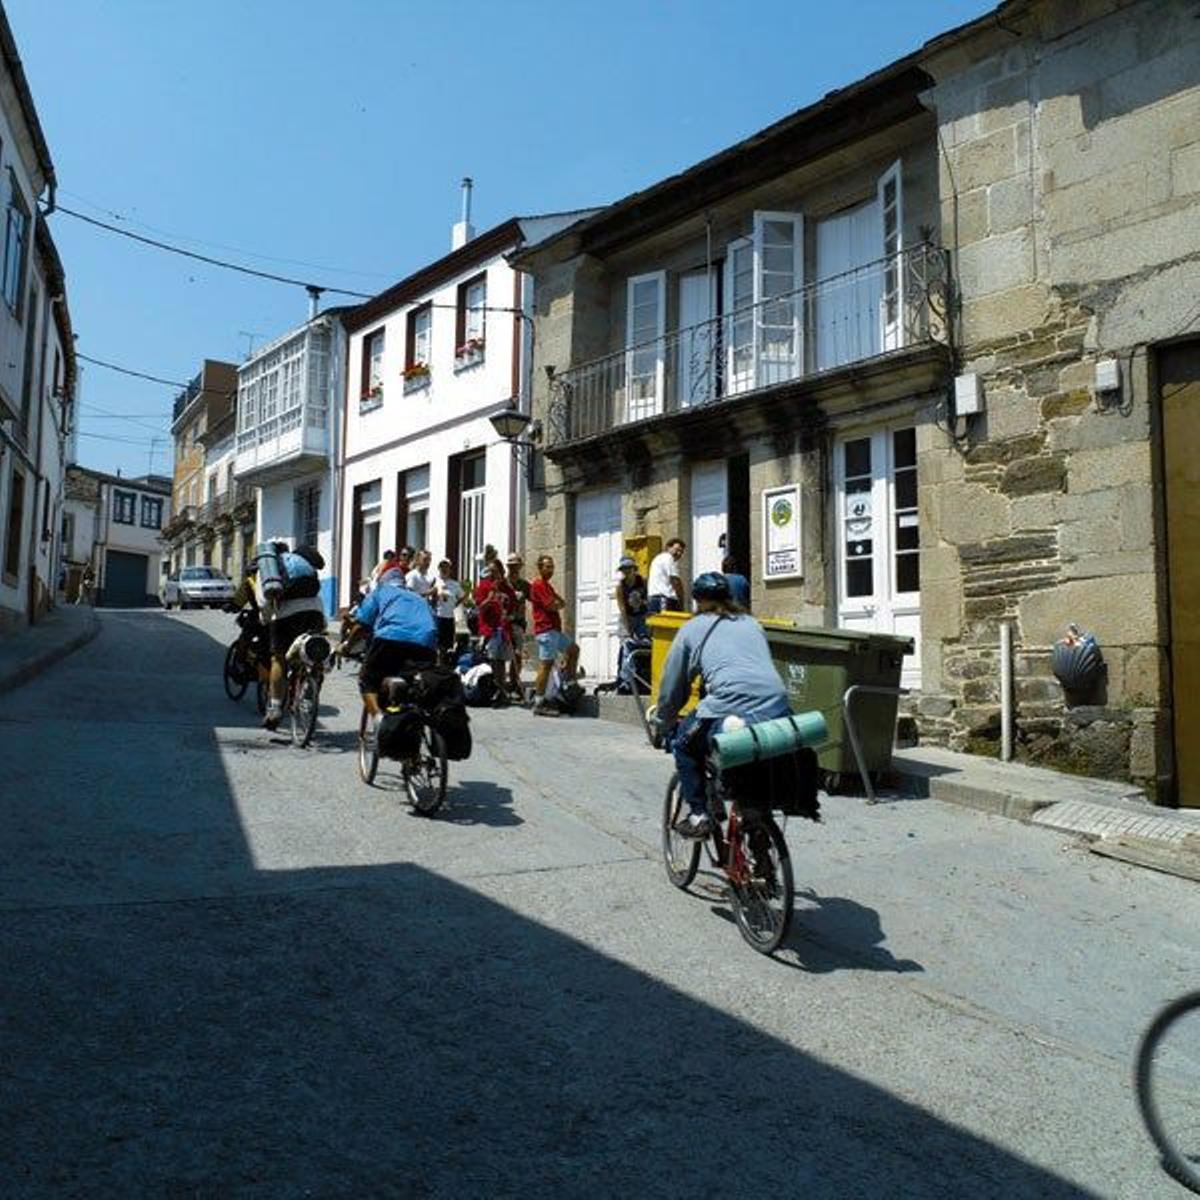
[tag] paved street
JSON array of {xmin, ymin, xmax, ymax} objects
[{"xmin": 2, "ymin": 609, "xmax": 1198, "ymax": 1198}]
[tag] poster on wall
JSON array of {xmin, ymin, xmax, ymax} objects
[{"xmin": 762, "ymin": 484, "xmax": 802, "ymax": 580}]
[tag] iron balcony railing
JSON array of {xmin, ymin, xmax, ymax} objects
[
  {"xmin": 547, "ymin": 243, "xmax": 951, "ymax": 446},
  {"xmin": 195, "ymin": 483, "xmax": 255, "ymax": 528}
]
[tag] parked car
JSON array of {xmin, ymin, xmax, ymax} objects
[{"xmin": 161, "ymin": 566, "xmax": 236, "ymax": 609}]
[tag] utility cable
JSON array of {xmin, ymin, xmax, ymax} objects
[
  {"xmin": 52, "ymin": 205, "xmax": 374, "ymax": 299},
  {"xmin": 77, "ymin": 353, "xmax": 189, "ymax": 389}
]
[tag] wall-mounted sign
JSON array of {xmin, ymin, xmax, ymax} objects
[{"xmin": 762, "ymin": 484, "xmax": 802, "ymax": 581}]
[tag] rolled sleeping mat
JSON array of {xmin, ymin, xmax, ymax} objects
[
  {"xmin": 713, "ymin": 710, "xmax": 828, "ymax": 770},
  {"xmin": 255, "ymin": 542, "xmax": 285, "ymax": 599}
]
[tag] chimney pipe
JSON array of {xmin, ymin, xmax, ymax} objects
[
  {"xmin": 307, "ymin": 286, "xmax": 322, "ymax": 320},
  {"xmin": 452, "ymin": 177, "xmax": 475, "ymax": 250}
]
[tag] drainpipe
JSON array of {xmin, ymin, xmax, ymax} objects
[{"xmin": 1000, "ymin": 620, "xmax": 1013, "ymax": 762}]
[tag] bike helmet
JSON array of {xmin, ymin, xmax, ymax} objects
[{"xmin": 692, "ymin": 571, "xmax": 731, "ymax": 601}]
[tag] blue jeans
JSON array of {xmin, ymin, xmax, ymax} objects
[
  {"xmin": 672, "ymin": 713, "xmax": 718, "ymax": 816},
  {"xmin": 648, "ymin": 595, "xmax": 680, "ymax": 615}
]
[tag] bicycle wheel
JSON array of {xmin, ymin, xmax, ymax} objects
[
  {"xmin": 290, "ymin": 670, "xmax": 320, "ymax": 749},
  {"xmin": 662, "ymin": 774, "xmax": 701, "ymax": 889},
  {"xmin": 358, "ymin": 708, "xmax": 379, "ymax": 785},
  {"xmin": 729, "ymin": 812, "xmax": 794, "ymax": 955},
  {"xmin": 405, "ymin": 726, "xmax": 448, "ymax": 817},
  {"xmin": 223, "ymin": 642, "xmax": 248, "ymax": 701},
  {"xmin": 1136, "ymin": 990, "xmax": 1200, "ymax": 1193}
]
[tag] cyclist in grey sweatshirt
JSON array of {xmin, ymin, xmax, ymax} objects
[{"xmin": 658, "ymin": 572, "xmax": 790, "ymax": 837}]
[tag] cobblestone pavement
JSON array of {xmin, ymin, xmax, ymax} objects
[{"xmin": 2, "ymin": 608, "xmax": 1197, "ymax": 1197}]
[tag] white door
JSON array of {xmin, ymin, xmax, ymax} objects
[
  {"xmin": 690, "ymin": 462, "xmax": 728, "ymax": 579},
  {"xmin": 677, "ymin": 271, "xmax": 717, "ymax": 409},
  {"xmin": 835, "ymin": 426, "xmax": 921, "ymax": 688},
  {"xmin": 575, "ymin": 490, "xmax": 622, "ymax": 681}
]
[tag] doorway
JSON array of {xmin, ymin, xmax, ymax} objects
[
  {"xmin": 835, "ymin": 425, "xmax": 921, "ymax": 688},
  {"xmin": 676, "ymin": 270, "xmax": 718, "ymax": 409},
  {"xmin": 690, "ymin": 462, "xmax": 728, "ymax": 578},
  {"xmin": 1160, "ymin": 341, "xmax": 1200, "ymax": 806},
  {"xmin": 575, "ymin": 490, "xmax": 622, "ymax": 681}
]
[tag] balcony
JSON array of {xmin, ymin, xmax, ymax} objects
[
  {"xmin": 235, "ymin": 411, "xmax": 328, "ymax": 485},
  {"xmin": 195, "ymin": 483, "xmax": 257, "ymax": 532},
  {"xmin": 547, "ymin": 244, "xmax": 951, "ymax": 448}
]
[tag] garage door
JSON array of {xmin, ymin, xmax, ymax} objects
[
  {"xmin": 575, "ymin": 490, "xmax": 622, "ymax": 682},
  {"xmin": 104, "ymin": 550, "xmax": 150, "ymax": 607}
]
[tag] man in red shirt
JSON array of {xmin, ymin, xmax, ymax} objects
[
  {"xmin": 473, "ymin": 557, "xmax": 517, "ymax": 705},
  {"xmin": 529, "ymin": 553, "xmax": 580, "ymax": 717}
]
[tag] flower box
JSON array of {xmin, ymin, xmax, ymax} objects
[
  {"xmin": 453, "ymin": 337, "xmax": 486, "ymax": 372},
  {"xmin": 359, "ymin": 385, "xmax": 383, "ymax": 413},
  {"xmin": 403, "ymin": 363, "xmax": 431, "ymax": 393}
]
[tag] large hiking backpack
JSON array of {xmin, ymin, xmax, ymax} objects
[
  {"xmin": 461, "ymin": 663, "xmax": 496, "ymax": 707},
  {"xmin": 431, "ymin": 702, "xmax": 472, "ymax": 761},
  {"xmin": 280, "ymin": 550, "xmax": 321, "ymax": 600}
]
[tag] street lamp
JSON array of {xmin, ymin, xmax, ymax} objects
[{"xmin": 489, "ymin": 404, "xmax": 542, "ymax": 489}]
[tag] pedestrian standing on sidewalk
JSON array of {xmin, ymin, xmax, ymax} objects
[
  {"xmin": 432, "ymin": 559, "xmax": 464, "ymax": 664},
  {"xmin": 647, "ymin": 538, "xmax": 686, "ymax": 613},
  {"xmin": 76, "ymin": 563, "xmax": 95, "ymax": 606},
  {"xmin": 530, "ymin": 554, "xmax": 580, "ymax": 717},
  {"xmin": 506, "ymin": 553, "xmax": 531, "ymax": 701},
  {"xmin": 406, "ymin": 549, "xmax": 434, "ymax": 600},
  {"xmin": 473, "ymin": 557, "xmax": 516, "ymax": 704}
]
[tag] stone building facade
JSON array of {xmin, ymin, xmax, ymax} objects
[
  {"xmin": 517, "ymin": 0, "xmax": 1199, "ymax": 804},
  {"xmin": 916, "ymin": 0, "xmax": 1200, "ymax": 801}
]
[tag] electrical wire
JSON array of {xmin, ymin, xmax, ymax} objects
[
  {"xmin": 52, "ymin": 205, "xmax": 374, "ymax": 299},
  {"xmin": 77, "ymin": 353, "xmax": 188, "ymax": 389},
  {"xmin": 76, "ymin": 430, "xmax": 165, "ymax": 446},
  {"xmin": 57, "ymin": 189, "xmax": 395, "ymax": 281}
]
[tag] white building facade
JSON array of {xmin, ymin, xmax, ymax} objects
[
  {"xmin": 339, "ymin": 213, "xmax": 587, "ymax": 607},
  {"xmin": 0, "ymin": 9, "xmax": 74, "ymax": 629},
  {"xmin": 234, "ymin": 310, "xmax": 347, "ymax": 615},
  {"xmin": 62, "ymin": 466, "xmax": 172, "ymax": 606}
]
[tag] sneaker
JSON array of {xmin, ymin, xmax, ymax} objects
[
  {"xmin": 532, "ymin": 702, "xmax": 560, "ymax": 718},
  {"xmin": 675, "ymin": 812, "xmax": 711, "ymax": 839}
]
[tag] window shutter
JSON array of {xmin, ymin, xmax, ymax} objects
[{"xmin": 724, "ymin": 237, "xmax": 754, "ymax": 396}]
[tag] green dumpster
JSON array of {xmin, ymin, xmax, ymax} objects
[{"xmin": 764, "ymin": 625, "xmax": 913, "ymax": 783}]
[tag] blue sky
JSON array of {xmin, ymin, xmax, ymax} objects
[{"xmin": 9, "ymin": 0, "xmax": 994, "ymax": 477}]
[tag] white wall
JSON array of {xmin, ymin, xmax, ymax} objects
[
  {"xmin": 258, "ymin": 466, "xmax": 339, "ymax": 615},
  {"xmin": 339, "ymin": 247, "xmax": 526, "ymax": 605}
]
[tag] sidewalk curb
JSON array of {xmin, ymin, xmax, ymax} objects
[{"xmin": 0, "ymin": 609, "xmax": 100, "ymax": 696}]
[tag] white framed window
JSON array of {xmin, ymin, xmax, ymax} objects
[
  {"xmin": 625, "ymin": 270, "xmax": 666, "ymax": 421},
  {"xmin": 358, "ymin": 479, "xmax": 382, "ymax": 580},
  {"xmin": 753, "ymin": 211, "xmax": 804, "ymax": 387},
  {"xmin": 724, "ymin": 237, "xmax": 754, "ymax": 395},
  {"xmin": 407, "ymin": 305, "xmax": 431, "ymax": 368},
  {"xmin": 367, "ymin": 329, "xmax": 385, "ymax": 387},
  {"xmin": 404, "ymin": 464, "xmax": 430, "ymax": 551},
  {"xmin": 293, "ymin": 482, "xmax": 321, "ymax": 549},
  {"xmin": 463, "ymin": 276, "xmax": 486, "ymax": 345},
  {"xmin": 877, "ymin": 160, "xmax": 904, "ymax": 351},
  {"xmin": 2, "ymin": 172, "xmax": 29, "ymax": 316}
]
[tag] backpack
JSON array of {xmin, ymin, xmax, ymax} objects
[
  {"xmin": 414, "ymin": 666, "xmax": 465, "ymax": 711},
  {"xmin": 461, "ymin": 663, "xmax": 497, "ymax": 707},
  {"xmin": 376, "ymin": 706, "xmax": 424, "ymax": 761},
  {"xmin": 294, "ymin": 545, "xmax": 326, "ymax": 571},
  {"xmin": 544, "ymin": 664, "xmax": 584, "ymax": 714},
  {"xmin": 431, "ymin": 702, "xmax": 472, "ymax": 761},
  {"xmin": 280, "ymin": 550, "xmax": 321, "ymax": 600}
]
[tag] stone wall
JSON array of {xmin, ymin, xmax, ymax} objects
[{"xmin": 918, "ymin": 0, "xmax": 1200, "ymax": 795}]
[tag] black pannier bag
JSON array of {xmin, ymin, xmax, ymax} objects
[
  {"xmin": 721, "ymin": 746, "xmax": 821, "ymax": 822},
  {"xmin": 377, "ymin": 707, "xmax": 424, "ymax": 760},
  {"xmin": 415, "ymin": 666, "xmax": 465, "ymax": 710},
  {"xmin": 432, "ymin": 702, "xmax": 472, "ymax": 761}
]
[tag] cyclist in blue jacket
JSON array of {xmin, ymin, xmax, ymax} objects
[{"xmin": 341, "ymin": 566, "xmax": 437, "ymax": 726}]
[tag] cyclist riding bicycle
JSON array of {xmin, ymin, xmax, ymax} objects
[
  {"xmin": 255, "ymin": 540, "xmax": 327, "ymax": 731},
  {"xmin": 339, "ymin": 565, "xmax": 437, "ymax": 729},
  {"xmin": 658, "ymin": 571, "xmax": 791, "ymax": 838}
]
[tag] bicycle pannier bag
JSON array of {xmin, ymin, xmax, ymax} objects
[
  {"xmin": 416, "ymin": 666, "xmax": 465, "ymax": 710},
  {"xmin": 432, "ymin": 702, "xmax": 472, "ymax": 761},
  {"xmin": 377, "ymin": 707, "xmax": 424, "ymax": 760}
]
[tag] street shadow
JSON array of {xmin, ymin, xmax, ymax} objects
[
  {"xmin": 787, "ymin": 888, "xmax": 925, "ymax": 975},
  {"xmin": 0, "ymin": 612, "xmax": 1091, "ymax": 1196},
  {"xmin": 442, "ymin": 779, "xmax": 524, "ymax": 827}
]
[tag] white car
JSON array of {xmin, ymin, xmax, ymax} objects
[{"xmin": 161, "ymin": 566, "xmax": 236, "ymax": 609}]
